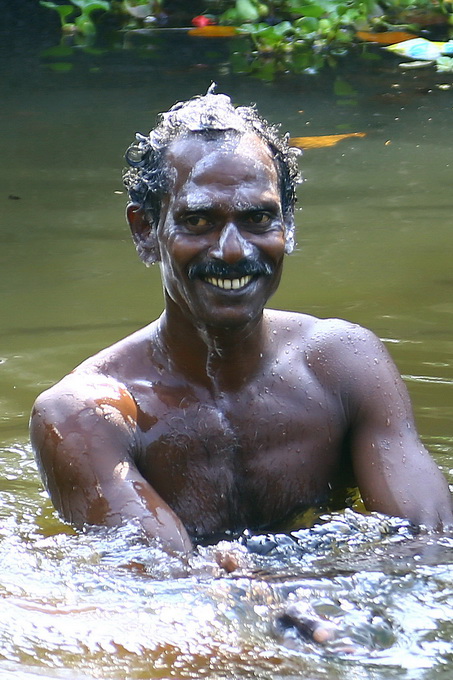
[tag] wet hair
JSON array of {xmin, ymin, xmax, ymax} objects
[{"xmin": 123, "ymin": 86, "xmax": 301, "ymax": 248}]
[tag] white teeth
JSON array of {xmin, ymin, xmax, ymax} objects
[{"xmin": 205, "ymin": 275, "xmax": 252, "ymax": 290}]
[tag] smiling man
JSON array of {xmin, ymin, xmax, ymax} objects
[{"xmin": 30, "ymin": 89, "xmax": 452, "ymax": 554}]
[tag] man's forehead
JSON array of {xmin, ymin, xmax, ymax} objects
[
  {"xmin": 166, "ymin": 131, "xmax": 275, "ymax": 170},
  {"xmin": 165, "ymin": 131, "xmax": 279, "ymax": 191}
]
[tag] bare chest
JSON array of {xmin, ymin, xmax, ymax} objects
[{"xmin": 132, "ymin": 378, "xmax": 348, "ymax": 541}]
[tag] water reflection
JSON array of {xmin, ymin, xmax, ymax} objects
[{"xmin": 1, "ymin": 36, "xmax": 452, "ymax": 679}]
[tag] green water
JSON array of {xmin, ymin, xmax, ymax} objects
[{"xmin": 1, "ymin": 36, "xmax": 452, "ymax": 679}]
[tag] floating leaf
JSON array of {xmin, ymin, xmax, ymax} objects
[
  {"xmin": 188, "ymin": 26, "xmax": 238, "ymax": 37},
  {"xmin": 356, "ymin": 31, "xmax": 415, "ymax": 45},
  {"xmin": 290, "ymin": 132, "xmax": 366, "ymax": 148}
]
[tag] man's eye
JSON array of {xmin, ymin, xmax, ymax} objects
[
  {"xmin": 248, "ymin": 212, "xmax": 272, "ymax": 225},
  {"xmin": 185, "ymin": 215, "xmax": 209, "ymax": 229}
]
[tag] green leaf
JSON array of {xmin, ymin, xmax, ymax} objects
[
  {"xmin": 272, "ymin": 21, "xmax": 294, "ymax": 36},
  {"xmin": 70, "ymin": 0, "xmax": 110, "ymax": 12},
  {"xmin": 294, "ymin": 16, "xmax": 319, "ymax": 33},
  {"xmin": 236, "ymin": 0, "xmax": 260, "ymax": 23},
  {"xmin": 251, "ymin": 25, "xmax": 290, "ymax": 47},
  {"xmin": 220, "ymin": 8, "xmax": 239, "ymax": 23},
  {"xmin": 240, "ymin": 22, "xmax": 271, "ymax": 35},
  {"xmin": 75, "ymin": 14, "xmax": 96, "ymax": 35},
  {"xmin": 40, "ymin": 2, "xmax": 75, "ymax": 23},
  {"xmin": 295, "ymin": 5, "xmax": 325, "ymax": 19}
]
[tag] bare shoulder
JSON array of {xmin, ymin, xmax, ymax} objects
[
  {"xmin": 31, "ymin": 371, "xmax": 137, "ymax": 425},
  {"xmin": 30, "ymin": 327, "xmax": 154, "ymax": 435},
  {"xmin": 266, "ymin": 308, "xmax": 382, "ymax": 358},
  {"xmin": 266, "ymin": 308, "xmax": 396, "ymax": 389},
  {"xmin": 30, "ymin": 320, "xmax": 167, "ymax": 457},
  {"xmin": 32, "ymin": 320, "xmax": 158, "ymax": 416},
  {"xmin": 303, "ymin": 316, "xmax": 385, "ymax": 359}
]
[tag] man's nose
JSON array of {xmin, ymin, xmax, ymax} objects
[{"xmin": 208, "ymin": 223, "xmax": 255, "ymax": 263}]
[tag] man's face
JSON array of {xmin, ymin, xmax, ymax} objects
[{"xmin": 156, "ymin": 131, "xmax": 289, "ymax": 329}]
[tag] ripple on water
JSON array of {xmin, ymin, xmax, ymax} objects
[{"xmin": 0, "ymin": 445, "xmax": 452, "ymax": 679}]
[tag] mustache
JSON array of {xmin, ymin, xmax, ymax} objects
[{"xmin": 188, "ymin": 258, "xmax": 272, "ymax": 280}]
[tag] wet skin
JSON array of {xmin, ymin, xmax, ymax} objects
[{"xmin": 30, "ymin": 132, "xmax": 453, "ymax": 554}]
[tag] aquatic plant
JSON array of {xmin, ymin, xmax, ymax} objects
[
  {"xmin": 39, "ymin": 0, "xmax": 453, "ymax": 74},
  {"xmin": 40, "ymin": 0, "xmax": 111, "ymax": 41},
  {"xmin": 218, "ymin": 0, "xmax": 453, "ymax": 77}
]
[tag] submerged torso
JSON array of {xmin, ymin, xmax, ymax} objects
[{"xmin": 85, "ymin": 310, "xmax": 355, "ymax": 541}]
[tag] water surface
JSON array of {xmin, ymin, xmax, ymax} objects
[{"xmin": 1, "ymin": 35, "xmax": 452, "ymax": 679}]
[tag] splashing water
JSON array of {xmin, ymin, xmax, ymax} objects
[{"xmin": 0, "ymin": 443, "xmax": 452, "ymax": 679}]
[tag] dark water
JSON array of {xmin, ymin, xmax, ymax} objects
[{"xmin": 1, "ymin": 32, "xmax": 453, "ymax": 679}]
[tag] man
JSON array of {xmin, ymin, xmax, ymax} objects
[{"xmin": 30, "ymin": 89, "xmax": 452, "ymax": 557}]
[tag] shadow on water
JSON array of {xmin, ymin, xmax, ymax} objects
[{"xmin": 1, "ymin": 15, "xmax": 453, "ymax": 680}]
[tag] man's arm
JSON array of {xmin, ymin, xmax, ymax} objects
[
  {"xmin": 30, "ymin": 373, "xmax": 193, "ymax": 553},
  {"xmin": 312, "ymin": 320, "xmax": 453, "ymax": 529}
]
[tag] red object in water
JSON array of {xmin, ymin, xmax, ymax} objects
[{"xmin": 191, "ymin": 15, "xmax": 215, "ymax": 28}]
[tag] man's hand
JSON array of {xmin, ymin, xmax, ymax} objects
[{"xmin": 275, "ymin": 601, "xmax": 336, "ymax": 645}]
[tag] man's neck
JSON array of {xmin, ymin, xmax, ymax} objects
[{"xmin": 156, "ymin": 300, "xmax": 268, "ymax": 394}]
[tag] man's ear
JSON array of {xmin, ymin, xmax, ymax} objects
[{"xmin": 126, "ymin": 203, "xmax": 161, "ymax": 266}]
